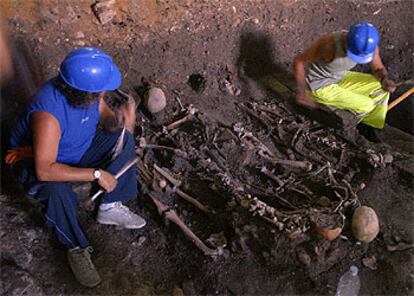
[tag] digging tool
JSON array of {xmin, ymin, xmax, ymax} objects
[
  {"xmin": 111, "ymin": 127, "xmax": 126, "ymax": 156},
  {"xmin": 84, "ymin": 157, "xmax": 138, "ymax": 210},
  {"xmin": 116, "ymin": 88, "xmax": 136, "ymax": 103},
  {"xmin": 82, "ymin": 127, "xmax": 127, "ymax": 210},
  {"xmin": 387, "ymin": 86, "xmax": 414, "ymax": 110},
  {"xmin": 370, "ymin": 79, "xmax": 414, "ymax": 98}
]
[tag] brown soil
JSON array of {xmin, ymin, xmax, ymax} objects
[
  {"xmin": 1, "ymin": 1, "xmax": 413, "ymax": 295},
  {"xmin": 310, "ymin": 211, "xmax": 343, "ymax": 230}
]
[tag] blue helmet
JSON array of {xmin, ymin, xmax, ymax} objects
[
  {"xmin": 59, "ymin": 47, "xmax": 121, "ymax": 92},
  {"xmin": 346, "ymin": 22, "xmax": 379, "ymax": 64}
]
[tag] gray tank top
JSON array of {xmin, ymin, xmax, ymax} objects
[{"xmin": 306, "ymin": 31, "xmax": 356, "ymax": 91}]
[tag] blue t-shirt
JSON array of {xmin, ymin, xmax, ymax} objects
[{"xmin": 10, "ymin": 78, "xmax": 100, "ymax": 165}]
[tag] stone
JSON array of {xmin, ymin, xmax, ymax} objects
[
  {"xmin": 75, "ymin": 40, "xmax": 86, "ymax": 47},
  {"xmin": 137, "ymin": 236, "xmax": 146, "ymax": 247},
  {"xmin": 92, "ymin": 0, "xmax": 116, "ymax": 25},
  {"xmin": 74, "ymin": 31, "xmax": 85, "ymax": 39},
  {"xmin": 172, "ymin": 287, "xmax": 184, "ymax": 296},
  {"xmin": 95, "ymin": 9, "xmax": 116, "ymax": 25},
  {"xmin": 144, "ymin": 87, "xmax": 167, "ymax": 114},
  {"xmin": 362, "ymin": 255, "xmax": 377, "ymax": 270},
  {"xmin": 352, "ymin": 206, "xmax": 380, "ymax": 243},
  {"xmin": 297, "ymin": 251, "xmax": 311, "ymax": 266}
]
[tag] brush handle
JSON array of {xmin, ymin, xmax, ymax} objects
[{"xmin": 388, "ymin": 86, "xmax": 414, "ymax": 110}]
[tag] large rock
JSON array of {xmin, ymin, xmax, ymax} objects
[
  {"xmin": 92, "ymin": 0, "xmax": 116, "ymax": 25},
  {"xmin": 144, "ymin": 87, "xmax": 167, "ymax": 114},
  {"xmin": 352, "ymin": 206, "xmax": 380, "ymax": 243}
]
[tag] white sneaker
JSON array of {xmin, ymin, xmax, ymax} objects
[{"xmin": 96, "ymin": 202, "xmax": 146, "ymax": 229}]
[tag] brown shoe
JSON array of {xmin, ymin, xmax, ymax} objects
[{"xmin": 67, "ymin": 247, "xmax": 101, "ymax": 287}]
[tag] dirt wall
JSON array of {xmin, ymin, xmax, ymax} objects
[
  {"xmin": 2, "ymin": 0, "xmax": 413, "ymax": 133},
  {"xmin": 1, "ymin": 0, "xmax": 412, "ymax": 82}
]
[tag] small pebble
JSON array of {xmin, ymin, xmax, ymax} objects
[{"xmin": 137, "ymin": 236, "xmax": 146, "ymax": 246}]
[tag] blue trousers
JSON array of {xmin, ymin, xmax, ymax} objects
[{"xmin": 16, "ymin": 128, "xmax": 138, "ymax": 249}]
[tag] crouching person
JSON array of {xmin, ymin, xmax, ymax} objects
[
  {"xmin": 293, "ymin": 22, "xmax": 396, "ymax": 130},
  {"xmin": 6, "ymin": 48, "xmax": 145, "ymax": 287}
]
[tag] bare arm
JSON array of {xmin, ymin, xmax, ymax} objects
[
  {"xmin": 99, "ymin": 97, "xmax": 136, "ymax": 133},
  {"xmin": 370, "ymin": 47, "xmax": 387, "ymax": 81},
  {"xmin": 370, "ymin": 47, "xmax": 396, "ymax": 92},
  {"xmin": 293, "ymin": 34, "xmax": 335, "ymax": 108},
  {"xmin": 32, "ymin": 112, "xmax": 117, "ymax": 191},
  {"xmin": 32, "ymin": 112, "xmax": 95, "ymax": 182}
]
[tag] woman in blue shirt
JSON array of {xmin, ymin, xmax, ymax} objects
[{"xmin": 7, "ymin": 47, "xmax": 145, "ymax": 288}]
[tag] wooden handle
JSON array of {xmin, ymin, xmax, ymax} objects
[
  {"xmin": 370, "ymin": 79, "xmax": 414, "ymax": 98},
  {"xmin": 388, "ymin": 86, "xmax": 414, "ymax": 110},
  {"xmin": 90, "ymin": 158, "xmax": 138, "ymax": 202}
]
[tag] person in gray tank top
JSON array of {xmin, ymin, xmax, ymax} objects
[{"xmin": 293, "ymin": 22, "xmax": 396, "ymax": 129}]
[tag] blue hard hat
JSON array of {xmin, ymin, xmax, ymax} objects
[
  {"xmin": 59, "ymin": 47, "xmax": 121, "ymax": 92},
  {"xmin": 346, "ymin": 22, "xmax": 379, "ymax": 64}
]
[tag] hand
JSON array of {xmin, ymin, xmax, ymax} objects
[
  {"xmin": 97, "ymin": 170, "xmax": 117, "ymax": 192},
  {"xmin": 381, "ymin": 78, "xmax": 397, "ymax": 93},
  {"xmin": 296, "ymin": 93, "xmax": 317, "ymax": 109},
  {"xmin": 116, "ymin": 99, "xmax": 136, "ymax": 132}
]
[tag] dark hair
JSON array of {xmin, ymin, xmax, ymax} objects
[{"xmin": 54, "ymin": 76, "xmax": 101, "ymax": 107}]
